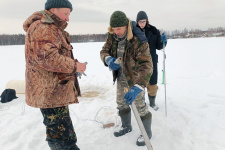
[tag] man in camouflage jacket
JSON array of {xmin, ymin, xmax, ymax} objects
[
  {"xmin": 100, "ymin": 11, "xmax": 153, "ymax": 146},
  {"xmin": 23, "ymin": 0, "xmax": 86, "ymax": 149}
]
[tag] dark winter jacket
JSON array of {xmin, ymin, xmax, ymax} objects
[
  {"xmin": 141, "ymin": 24, "xmax": 165, "ymax": 85},
  {"xmin": 100, "ymin": 19, "xmax": 153, "ymax": 88}
]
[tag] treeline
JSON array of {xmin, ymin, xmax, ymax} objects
[
  {"xmin": 0, "ymin": 34, "xmax": 25, "ymax": 45},
  {"xmin": 164, "ymin": 27, "xmax": 225, "ymax": 39},
  {"xmin": 0, "ymin": 34, "xmax": 108, "ymax": 45},
  {"xmin": 0, "ymin": 34, "xmax": 108, "ymax": 46},
  {"xmin": 0, "ymin": 27, "xmax": 225, "ymax": 45},
  {"xmin": 70, "ymin": 34, "xmax": 107, "ymax": 43}
]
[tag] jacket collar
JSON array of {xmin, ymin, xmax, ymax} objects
[{"xmin": 39, "ymin": 10, "xmax": 68, "ymax": 31}]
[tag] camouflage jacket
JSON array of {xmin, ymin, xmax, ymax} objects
[
  {"xmin": 100, "ymin": 19, "xmax": 153, "ymax": 88},
  {"xmin": 23, "ymin": 10, "xmax": 80, "ymax": 108}
]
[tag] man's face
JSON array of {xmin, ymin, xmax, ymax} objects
[
  {"xmin": 138, "ymin": 19, "xmax": 147, "ymax": 29},
  {"xmin": 112, "ymin": 26, "xmax": 127, "ymax": 37},
  {"xmin": 50, "ymin": 8, "xmax": 71, "ymax": 22}
]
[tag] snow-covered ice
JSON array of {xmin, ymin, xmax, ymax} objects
[{"xmin": 0, "ymin": 37, "xmax": 225, "ymax": 150}]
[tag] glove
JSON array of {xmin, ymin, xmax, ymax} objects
[
  {"xmin": 161, "ymin": 33, "xmax": 167, "ymax": 43},
  {"xmin": 132, "ymin": 21, "xmax": 147, "ymax": 44},
  {"xmin": 124, "ymin": 85, "xmax": 143, "ymax": 105},
  {"xmin": 105, "ymin": 56, "xmax": 120, "ymax": 71}
]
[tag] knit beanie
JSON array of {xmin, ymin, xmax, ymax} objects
[
  {"xmin": 136, "ymin": 11, "xmax": 148, "ymax": 22},
  {"xmin": 45, "ymin": 0, "xmax": 73, "ymax": 12},
  {"xmin": 110, "ymin": 11, "xmax": 129, "ymax": 28}
]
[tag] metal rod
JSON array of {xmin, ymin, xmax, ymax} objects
[
  {"xmin": 131, "ymin": 103, "xmax": 153, "ymax": 150},
  {"xmin": 162, "ymin": 43, "xmax": 167, "ymax": 117}
]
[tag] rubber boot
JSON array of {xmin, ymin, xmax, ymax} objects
[
  {"xmin": 47, "ymin": 140, "xmax": 57, "ymax": 150},
  {"xmin": 136, "ymin": 112, "xmax": 152, "ymax": 146},
  {"xmin": 114, "ymin": 108, "xmax": 132, "ymax": 137},
  {"xmin": 47, "ymin": 139, "xmax": 80, "ymax": 150},
  {"xmin": 148, "ymin": 95, "xmax": 159, "ymax": 111}
]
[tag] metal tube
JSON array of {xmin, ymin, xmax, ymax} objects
[
  {"xmin": 131, "ymin": 103, "xmax": 153, "ymax": 150},
  {"xmin": 162, "ymin": 43, "xmax": 167, "ymax": 117}
]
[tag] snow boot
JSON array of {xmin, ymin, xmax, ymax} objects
[
  {"xmin": 47, "ymin": 141, "xmax": 57, "ymax": 150},
  {"xmin": 148, "ymin": 95, "xmax": 159, "ymax": 111},
  {"xmin": 114, "ymin": 108, "xmax": 132, "ymax": 137},
  {"xmin": 136, "ymin": 112, "xmax": 152, "ymax": 146},
  {"xmin": 47, "ymin": 139, "xmax": 80, "ymax": 150}
]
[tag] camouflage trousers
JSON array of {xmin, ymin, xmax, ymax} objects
[
  {"xmin": 116, "ymin": 69, "xmax": 149, "ymax": 117},
  {"xmin": 40, "ymin": 106, "xmax": 79, "ymax": 150}
]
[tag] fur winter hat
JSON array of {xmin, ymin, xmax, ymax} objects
[
  {"xmin": 110, "ymin": 11, "xmax": 128, "ymax": 28},
  {"xmin": 45, "ymin": 0, "xmax": 73, "ymax": 12},
  {"xmin": 136, "ymin": 11, "xmax": 148, "ymax": 22}
]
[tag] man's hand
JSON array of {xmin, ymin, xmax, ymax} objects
[
  {"xmin": 124, "ymin": 85, "xmax": 143, "ymax": 105},
  {"xmin": 76, "ymin": 62, "xmax": 86, "ymax": 73},
  {"xmin": 161, "ymin": 33, "xmax": 167, "ymax": 43},
  {"xmin": 105, "ymin": 56, "xmax": 121, "ymax": 70}
]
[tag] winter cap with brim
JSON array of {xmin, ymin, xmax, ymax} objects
[
  {"xmin": 0, "ymin": 89, "xmax": 18, "ymax": 103},
  {"xmin": 136, "ymin": 11, "xmax": 148, "ymax": 22},
  {"xmin": 110, "ymin": 11, "xmax": 128, "ymax": 28},
  {"xmin": 45, "ymin": 0, "xmax": 73, "ymax": 12}
]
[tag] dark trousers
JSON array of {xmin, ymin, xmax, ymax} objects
[{"xmin": 40, "ymin": 106, "xmax": 80, "ymax": 150}]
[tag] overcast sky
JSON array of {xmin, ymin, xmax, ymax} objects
[{"xmin": 0, "ymin": 0, "xmax": 225, "ymax": 34}]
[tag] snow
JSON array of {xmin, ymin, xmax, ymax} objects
[{"xmin": 1, "ymin": 37, "xmax": 225, "ymax": 150}]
